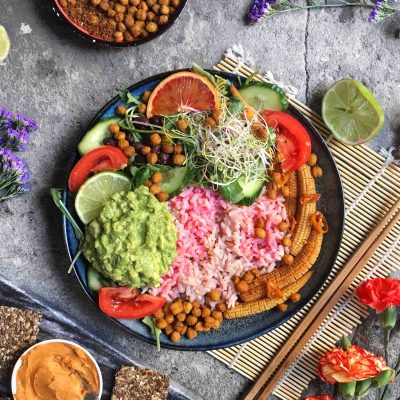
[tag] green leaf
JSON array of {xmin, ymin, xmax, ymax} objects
[
  {"xmin": 338, "ymin": 382, "xmax": 356, "ymax": 399},
  {"xmin": 380, "ymin": 306, "xmax": 397, "ymax": 331},
  {"xmin": 340, "ymin": 335, "xmax": 352, "ymax": 351},
  {"xmin": 142, "ymin": 317, "xmax": 162, "ymax": 352},
  {"xmin": 118, "ymin": 90, "xmax": 141, "ymax": 105},
  {"xmin": 228, "ymin": 97, "xmax": 245, "ymax": 115},
  {"xmin": 355, "ymin": 378, "xmax": 372, "ymax": 396},
  {"xmin": 191, "ymin": 63, "xmax": 217, "ymax": 86},
  {"xmin": 371, "ymin": 369, "xmax": 395, "ymax": 388}
]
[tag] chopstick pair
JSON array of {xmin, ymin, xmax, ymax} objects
[{"xmin": 244, "ymin": 198, "xmax": 400, "ymax": 400}]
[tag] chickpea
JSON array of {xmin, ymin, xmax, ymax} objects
[
  {"xmin": 186, "ymin": 315, "xmax": 198, "ymax": 326},
  {"xmin": 149, "ymin": 133, "xmax": 161, "ymax": 145},
  {"xmin": 140, "ymin": 146, "xmax": 151, "ymax": 155},
  {"xmin": 274, "ymin": 152, "xmax": 284, "ymax": 163},
  {"xmin": 281, "ymin": 186, "xmax": 290, "ymax": 197},
  {"xmin": 156, "ymin": 192, "xmax": 169, "ymax": 202},
  {"xmin": 116, "ymin": 105, "xmax": 127, "ymax": 116},
  {"xmin": 153, "ymin": 309, "xmax": 164, "ymax": 319},
  {"xmin": 191, "ymin": 307, "xmax": 201, "ymax": 318},
  {"xmin": 212, "ymin": 109, "xmax": 222, "ymax": 123},
  {"xmin": 99, "ymin": 1, "xmax": 109, "ymax": 11},
  {"xmin": 164, "ymin": 325, "xmax": 173, "ymax": 335},
  {"xmin": 108, "ymin": 18, "xmax": 118, "ymax": 29},
  {"xmin": 130, "ymin": 0, "xmax": 140, "ymax": 5},
  {"xmin": 123, "ymin": 146, "xmax": 135, "ymax": 157},
  {"xmin": 308, "ymin": 153, "xmax": 318, "ymax": 167},
  {"xmin": 113, "ymin": 31, "xmax": 124, "ymax": 42},
  {"xmin": 118, "ymin": 139, "xmax": 129, "ymax": 149},
  {"xmin": 192, "ymin": 300, "xmax": 201, "ymax": 308},
  {"xmin": 211, "ymin": 311, "xmax": 223, "ymax": 321},
  {"xmin": 124, "ymin": 31, "xmax": 134, "ymax": 41},
  {"xmin": 128, "ymin": 5, "xmax": 138, "ymax": 14},
  {"xmin": 170, "ymin": 331, "xmax": 181, "ymax": 342},
  {"xmin": 163, "ymin": 303, "xmax": 170, "ymax": 314},
  {"xmin": 165, "ymin": 314, "xmax": 174, "ymax": 324},
  {"xmin": 172, "ymin": 154, "xmax": 186, "ymax": 166},
  {"xmin": 176, "ymin": 119, "xmax": 188, "ymax": 132},
  {"xmin": 194, "ymin": 321, "xmax": 204, "ymax": 332},
  {"xmin": 151, "ymin": 171, "xmax": 163, "ymax": 184},
  {"xmin": 171, "ymin": 0, "xmax": 180, "ymax": 6},
  {"xmin": 233, "ymin": 276, "xmax": 240, "ymax": 286},
  {"xmin": 216, "ymin": 303, "xmax": 227, "ymax": 312},
  {"xmin": 143, "ymin": 180, "xmax": 152, "ymax": 188},
  {"xmin": 138, "ymin": 91, "xmax": 151, "ymax": 104},
  {"xmin": 278, "ymin": 222, "xmax": 287, "ymax": 232},
  {"xmin": 138, "ymin": 1, "xmax": 149, "ymax": 11},
  {"xmin": 267, "ymin": 188, "xmax": 277, "ymax": 199},
  {"xmin": 152, "ymin": 4, "xmax": 161, "ymax": 13},
  {"xmin": 120, "ymin": 0, "xmax": 129, "ymax": 4},
  {"xmin": 136, "ymin": 8, "xmax": 147, "ymax": 20},
  {"xmin": 160, "ymin": 0, "xmax": 169, "ymax": 4},
  {"xmin": 173, "ymin": 321, "xmax": 185, "ymax": 333},
  {"xmin": 176, "ymin": 312, "xmax": 186, "ymax": 322},
  {"xmin": 146, "ymin": 11, "xmax": 156, "ymax": 21},
  {"xmin": 282, "ymin": 236, "xmax": 292, "ymax": 247},
  {"xmin": 162, "ymin": 143, "xmax": 174, "ymax": 154},
  {"xmin": 254, "ymin": 217, "xmax": 265, "ymax": 229},
  {"xmin": 201, "ymin": 307, "xmax": 211, "ymax": 319},
  {"xmin": 282, "ymin": 254, "xmax": 294, "ymax": 265},
  {"xmin": 147, "ymin": 152, "xmax": 158, "ymax": 165},
  {"xmin": 124, "ymin": 14, "xmax": 135, "ymax": 27},
  {"xmin": 312, "ymin": 165, "xmax": 323, "ymax": 178},
  {"xmin": 90, "ymin": 0, "xmax": 101, "ymax": 5},
  {"xmin": 149, "ymin": 184, "xmax": 161, "ymax": 195},
  {"xmin": 109, "ymin": 123, "xmax": 120, "ymax": 134},
  {"xmin": 160, "ymin": 4, "xmax": 169, "ymax": 14},
  {"xmin": 174, "ymin": 144, "xmax": 184, "ymax": 154},
  {"xmin": 147, "ymin": 0, "xmax": 157, "ymax": 5},
  {"xmin": 117, "ymin": 22, "xmax": 126, "ymax": 32},
  {"xmin": 186, "ymin": 327, "xmax": 198, "ymax": 340},
  {"xmin": 115, "ymin": 131, "xmax": 126, "ymax": 140},
  {"xmin": 205, "ymin": 117, "xmax": 216, "ymax": 129},
  {"xmin": 130, "ymin": 25, "xmax": 141, "ymax": 36},
  {"xmin": 243, "ymin": 271, "xmax": 254, "ymax": 284},
  {"xmin": 272, "ymin": 172, "xmax": 282, "ymax": 184},
  {"xmin": 138, "ymin": 103, "xmax": 147, "ymax": 114},
  {"xmin": 208, "ymin": 289, "xmax": 221, "ymax": 302},
  {"xmin": 250, "ymin": 268, "xmax": 261, "ymax": 278},
  {"xmin": 255, "ymin": 227, "xmax": 267, "ymax": 239},
  {"xmin": 278, "ymin": 303, "xmax": 288, "ymax": 312},
  {"xmin": 114, "ymin": 3, "xmax": 126, "ymax": 12},
  {"xmin": 108, "ymin": 9, "xmax": 117, "ymax": 17},
  {"xmin": 146, "ymin": 22, "xmax": 158, "ymax": 33},
  {"xmin": 115, "ymin": 12, "xmax": 125, "ymax": 22},
  {"xmin": 158, "ymin": 14, "xmax": 169, "ymax": 24},
  {"xmin": 156, "ymin": 319, "xmax": 168, "ymax": 329},
  {"xmin": 204, "ymin": 316, "xmax": 215, "ymax": 329},
  {"xmin": 170, "ymin": 301, "xmax": 183, "ymax": 316},
  {"xmin": 183, "ymin": 301, "xmax": 193, "ymax": 314},
  {"xmin": 236, "ymin": 280, "xmax": 249, "ymax": 293},
  {"xmin": 290, "ymin": 293, "xmax": 301, "ymax": 303},
  {"xmin": 212, "ymin": 319, "xmax": 221, "ymax": 330}
]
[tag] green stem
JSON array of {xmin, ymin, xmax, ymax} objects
[
  {"xmin": 68, "ymin": 249, "xmax": 82, "ymax": 274},
  {"xmin": 384, "ymin": 329, "xmax": 391, "ymax": 362}
]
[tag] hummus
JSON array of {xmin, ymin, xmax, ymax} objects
[{"xmin": 15, "ymin": 341, "xmax": 100, "ymax": 400}]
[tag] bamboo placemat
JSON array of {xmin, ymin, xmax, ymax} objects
[{"xmin": 208, "ymin": 49, "xmax": 400, "ymax": 400}]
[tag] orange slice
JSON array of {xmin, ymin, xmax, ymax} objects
[{"xmin": 146, "ymin": 71, "xmax": 220, "ymax": 117}]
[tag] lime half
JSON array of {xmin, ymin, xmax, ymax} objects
[
  {"xmin": 322, "ymin": 79, "xmax": 384, "ymax": 145},
  {"xmin": 75, "ymin": 171, "xmax": 131, "ymax": 224},
  {"xmin": 0, "ymin": 25, "xmax": 10, "ymax": 62}
]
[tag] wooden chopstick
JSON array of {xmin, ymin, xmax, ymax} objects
[{"xmin": 244, "ymin": 198, "xmax": 400, "ymax": 400}]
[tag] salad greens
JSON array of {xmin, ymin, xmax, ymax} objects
[{"xmin": 142, "ymin": 316, "xmax": 162, "ymax": 352}]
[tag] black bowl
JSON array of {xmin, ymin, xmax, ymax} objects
[{"xmin": 51, "ymin": 0, "xmax": 188, "ymax": 47}]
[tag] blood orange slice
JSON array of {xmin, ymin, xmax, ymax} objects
[{"xmin": 146, "ymin": 71, "xmax": 220, "ymax": 117}]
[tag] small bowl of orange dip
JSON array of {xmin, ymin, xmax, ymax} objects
[{"xmin": 11, "ymin": 339, "xmax": 103, "ymax": 400}]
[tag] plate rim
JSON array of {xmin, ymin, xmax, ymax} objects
[{"xmin": 62, "ymin": 69, "xmax": 345, "ymax": 351}]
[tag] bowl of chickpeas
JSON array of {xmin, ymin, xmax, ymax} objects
[{"xmin": 53, "ymin": 0, "xmax": 187, "ymax": 46}]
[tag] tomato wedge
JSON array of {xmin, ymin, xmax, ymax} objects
[
  {"xmin": 98, "ymin": 287, "xmax": 166, "ymax": 319},
  {"xmin": 68, "ymin": 146, "xmax": 128, "ymax": 192},
  {"xmin": 262, "ymin": 111, "xmax": 311, "ymax": 173}
]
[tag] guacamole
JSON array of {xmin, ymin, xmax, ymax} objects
[{"xmin": 82, "ymin": 186, "xmax": 177, "ymax": 288}]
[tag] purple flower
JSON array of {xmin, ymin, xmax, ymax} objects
[
  {"xmin": 369, "ymin": 0, "xmax": 384, "ymax": 21},
  {"xmin": 15, "ymin": 114, "xmax": 38, "ymax": 131},
  {"xmin": 248, "ymin": 0, "xmax": 276, "ymax": 22},
  {"xmin": 0, "ymin": 128, "xmax": 29, "ymax": 152}
]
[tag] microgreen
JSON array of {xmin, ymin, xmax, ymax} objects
[{"xmin": 142, "ymin": 316, "xmax": 162, "ymax": 352}]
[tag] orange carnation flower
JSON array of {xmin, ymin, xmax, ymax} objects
[
  {"xmin": 318, "ymin": 345, "xmax": 390, "ymax": 384},
  {"xmin": 305, "ymin": 395, "xmax": 335, "ymax": 400}
]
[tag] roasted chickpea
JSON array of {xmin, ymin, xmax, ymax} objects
[
  {"xmin": 147, "ymin": 0, "xmax": 157, "ymax": 5},
  {"xmin": 109, "ymin": 123, "xmax": 120, "ymax": 134},
  {"xmin": 153, "ymin": 309, "xmax": 164, "ymax": 319},
  {"xmin": 194, "ymin": 321, "xmax": 204, "ymax": 332},
  {"xmin": 250, "ymin": 268, "xmax": 261, "ymax": 278},
  {"xmin": 152, "ymin": 3, "xmax": 161, "ymax": 13},
  {"xmin": 143, "ymin": 180, "xmax": 152, "ymax": 188},
  {"xmin": 278, "ymin": 221, "xmax": 288, "ymax": 232},
  {"xmin": 278, "ymin": 303, "xmax": 288, "ymax": 312},
  {"xmin": 130, "ymin": 0, "xmax": 140, "ymax": 4},
  {"xmin": 192, "ymin": 300, "xmax": 201, "ymax": 308},
  {"xmin": 173, "ymin": 321, "xmax": 185, "ymax": 333},
  {"xmin": 138, "ymin": 103, "xmax": 147, "ymax": 114},
  {"xmin": 162, "ymin": 143, "xmax": 174, "ymax": 154},
  {"xmin": 113, "ymin": 31, "xmax": 124, "ymax": 42},
  {"xmin": 114, "ymin": 3, "xmax": 126, "ymax": 12},
  {"xmin": 144, "ymin": 21, "xmax": 157, "ymax": 32},
  {"xmin": 165, "ymin": 314, "xmax": 174, "ymax": 324},
  {"xmin": 282, "ymin": 254, "xmax": 294, "ymax": 265},
  {"xmin": 172, "ymin": 154, "xmax": 185, "ymax": 166},
  {"xmin": 186, "ymin": 327, "xmax": 198, "ymax": 340},
  {"xmin": 156, "ymin": 319, "xmax": 168, "ymax": 329},
  {"xmin": 186, "ymin": 315, "xmax": 198, "ymax": 326},
  {"xmin": 149, "ymin": 133, "xmax": 161, "ymax": 145},
  {"xmin": 135, "ymin": 8, "xmax": 147, "ymax": 20},
  {"xmin": 114, "ymin": 12, "xmax": 125, "ymax": 22},
  {"xmin": 147, "ymin": 152, "xmax": 158, "ymax": 165},
  {"xmin": 123, "ymin": 146, "xmax": 135, "ymax": 157},
  {"xmin": 128, "ymin": 5, "xmax": 138, "ymax": 14},
  {"xmin": 254, "ymin": 217, "xmax": 265, "ymax": 229},
  {"xmin": 282, "ymin": 236, "xmax": 292, "ymax": 247},
  {"xmin": 191, "ymin": 307, "xmax": 201, "ymax": 318},
  {"xmin": 141, "ymin": 90, "xmax": 152, "ymax": 103},
  {"xmin": 290, "ymin": 293, "xmax": 301, "ymax": 302},
  {"xmin": 176, "ymin": 312, "xmax": 186, "ymax": 322},
  {"xmin": 164, "ymin": 325, "xmax": 173, "ymax": 335},
  {"xmin": 255, "ymin": 227, "xmax": 266, "ymax": 239},
  {"xmin": 134, "ymin": 20, "xmax": 145, "ymax": 29},
  {"xmin": 115, "ymin": 131, "xmax": 126, "ymax": 140},
  {"xmin": 171, "ymin": 0, "xmax": 180, "ymax": 6},
  {"xmin": 267, "ymin": 188, "xmax": 277, "ymax": 199},
  {"xmin": 183, "ymin": 301, "xmax": 193, "ymax": 314},
  {"xmin": 201, "ymin": 307, "xmax": 211, "ymax": 319},
  {"xmin": 162, "ymin": 303, "xmax": 170, "ymax": 314},
  {"xmin": 118, "ymin": 139, "xmax": 129, "ymax": 149},
  {"xmin": 281, "ymin": 186, "xmax": 290, "ymax": 197},
  {"xmin": 176, "ymin": 119, "xmax": 188, "ymax": 132},
  {"xmin": 146, "ymin": 11, "xmax": 156, "ymax": 20},
  {"xmin": 124, "ymin": 31, "xmax": 134, "ymax": 42},
  {"xmin": 117, "ymin": 21, "xmax": 127, "ymax": 31},
  {"xmin": 208, "ymin": 289, "xmax": 221, "ymax": 302},
  {"xmin": 170, "ymin": 331, "xmax": 181, "ymax": 342},
  {"xmin": 170, "ymin": 301, "xmax": 183, "ymax": 315},
  {"xmin": 99, "ymin": 1, "xmax": 109, "ymax": 11},
  {"xmin": 212, "ymin": 319, "xmax": 221, "ymax": 330},
  {"xmin": 120, "ymin": 0, "xmax": 129, "ymax": 4},
  {"xmin": 108, "ymin": 18, "xmax": 118, "ymax": 29},
  {"xmin": 160, "ymin": 4, "xmax": 169, "ymax": 14},
  {"xmin": 205, "ymin": 117, "xmax": 217, "ymax": 129},
  {"xmin": 312, "ymin": 165, "xmax": 323, "ymax": 178},
  {"xmin": 130, "ymin": 26, "xmax": 141, "ymax": 36},
  {"xmin": 141, "ymin": 145, "xmax": 151, "ymax": 155},
  {"xmin": 272, "ymin": 172, "xmax": 282, "ymax": 184},
  {"xmin": 159, "ymin": 0, "xmax": 169, "ymax": 4},
  {"xmin": 156, "ymin": 192, "xmax": 169, "ymax": 202},
  {"xmin": 116, "ymin": 105, "xmax": 127, "ymax": 116},
  {"xmin": 158, "ymin": 14, "xmax": 169, "ymax": 24},
  {"xmin": 90, "ymin": 0, "xmax": 101, "ymax": 5},
  {"xmin": 236, "ymin": 280, "xmax": 249, "ymax": 293},
  {"xmin": 124, "ymin": 14, "xmax": 135, "ymax": 27},
  {"xmin": 138, "ymin": 1, "xmax": 148, "ymax": 10},
  {"xmin": 173, "ymin": 144, "xmax": 184, "ymax": 154},
  {"xmin": 243, "ymin": 271, "xmax": 254, "ymax": 284},
  {"xmin": 308, "ymin": 153, "xmax": 318, "ymax": 167},
  {"xmin": 151, "ymin": 171, "xmax": 163, "ymax": 184},
  {"xmin": 204, "ymin": 316, "xmax": 215, "ymax": 329},
  {"xmin": 211, "ymin": 311, "xmax": 223, "ymax": 321},
  {"xmin": 149, "ymin": 184, "xmax": 161, "ymax": 195},
  {"xmin": 216, "ymin": 303, "xmax": 227, "ymax": 312}
]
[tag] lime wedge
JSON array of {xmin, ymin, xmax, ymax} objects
[
  {"xmin": 0, "ymin": 25, "xmax": 10, "ymax": 62},
  {"xmin": 322, "ymin": 79, "xmax": 384, "ymax": 145},
  {"xmin": 75, "ymin": 171, "xmax": 131, "ymax": 224}
]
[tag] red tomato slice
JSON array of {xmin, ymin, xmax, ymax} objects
[
  {"xmin": 68, "ymin": 146, "xmax": 128, "ymax": 192},
  {"xmin": 99, "ymin": 287, "xmax": 166, "ymax": 319},
  {"xmin": 262, "ymin": 111, "xmax": 311, "ymax": 173}
]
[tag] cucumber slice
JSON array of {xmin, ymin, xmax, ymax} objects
[
  {"xmin": 87, "ymin": 266, "xmax": 111, "ymax": 293},
  {"xmin": 239, "ymin": 82, "xmax": 288, "ymax": 112},
  {"xmin": 159, "ymin": 166, "xmax": 189, "ymax": 195},
  {"xmin": 78, "ymin": 116, "xmax": 121, "ymax": 155}
]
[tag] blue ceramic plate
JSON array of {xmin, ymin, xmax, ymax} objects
[{"xmin": 63, "ymin": 70, "xmax": 344, "ymax": 351}]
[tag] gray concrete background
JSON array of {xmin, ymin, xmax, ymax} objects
[{"xmin": 0, "ymin": 0, "xmax": 399, "ymax": 399}]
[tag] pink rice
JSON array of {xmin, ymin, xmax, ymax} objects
[{"xmin": 150, "ymin": 187, "xmax": 287, "ymax": 309}]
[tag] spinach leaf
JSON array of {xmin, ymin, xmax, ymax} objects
[{"xmin": 142, "ymin": 317, "xmax": 162, "ymax": 352}]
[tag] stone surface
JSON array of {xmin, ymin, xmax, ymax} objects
[{"xmin": 0, "ymin": 0, "xmax": 399, "ymax": 399}]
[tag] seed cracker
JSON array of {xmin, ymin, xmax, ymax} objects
[
  {"xmin": 112, "ymin": 366, "xmax": 170, "ymax": 400},
  {"xmin": 0, "ymin": 306, "xmax": 42, "ymax": 380}
]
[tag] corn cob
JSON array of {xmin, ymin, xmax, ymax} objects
[
  {"xmin": 290, "ymin": 165, "xmax": 316, "ymax": 256},
  {"xmin": 224, "ymin": 272, "xmax": 312, "ymax": 319},
  {"xmin": 239, "ymin": 231, "xmax": 323, "ymax": 302},
  {"xmin": 285, "ymin": 171, "xmax": 298, "ymax": 218}
]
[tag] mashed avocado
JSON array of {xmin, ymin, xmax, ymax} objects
[{"xmin": 82, "ymin": 186, "xmax": 177, "ymax": 288}]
